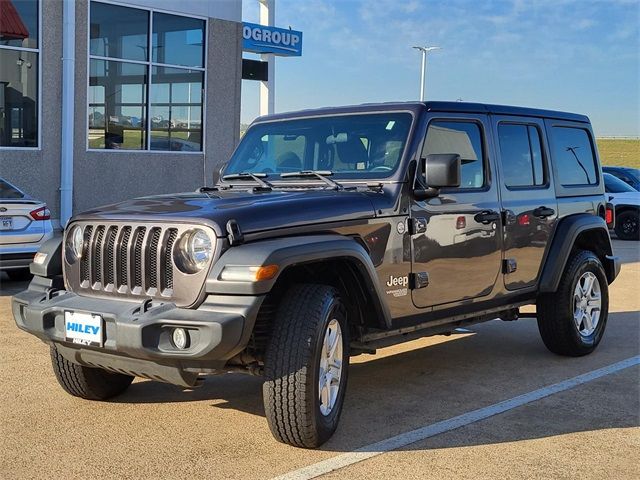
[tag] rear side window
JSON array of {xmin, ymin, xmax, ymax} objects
[
  {"xmin": 498, "ymin": 124, "xmax": 545, "ymax": 187},
  {"xmin": 550, "ymin": 127, "xmax": 598, "ymax": 186},
  {"xmin": 0, "ymin": 180, "xmax": 25, "ymax": 199},
  {"xmin": 424, "ymin": 121, "xmax": 485, "ymax": 189}
]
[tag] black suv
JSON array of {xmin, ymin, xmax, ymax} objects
[{"xmin": 13, "ymin": 102, "xmax": 620, "ymax": 448}]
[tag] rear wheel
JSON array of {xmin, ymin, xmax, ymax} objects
[
  {"xmin": 614, "ymin": 210, "xmax": 639, "ymax": 240},
  {"xmin": 50, "ymin": 345, "xmax": 134, "ymax": 400},
  {"xmin": 263, "ymin": 284, "xmax": 349, "ymax": 448},
  {"xmin": 537, "ymin": 250, "xmax": 608, "ymax": 356}
]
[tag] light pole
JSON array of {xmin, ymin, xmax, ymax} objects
[{"xmin": 412, "ymin": 46, "xmax": 441, "ymax": 101}]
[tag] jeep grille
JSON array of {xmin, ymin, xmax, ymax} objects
[{"xmin": 64, "ymin": 222, "xmax": 215, "ymax": 307}]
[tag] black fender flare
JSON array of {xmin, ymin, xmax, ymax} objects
[
  {"xmin": 614, "ymin": 204, "xmax": 639, "ymax": 214},
  {"xmin": 206, "ymin": 234, "xmax": 392, "ymax": 327},
  {"xmin": 539, "ymin": 214, "xmax": 619, "ymax": 292}
]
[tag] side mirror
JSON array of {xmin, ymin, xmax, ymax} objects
[{"xmin": 414, "ymin": 154, "xmax": 461, "ymax": 200}]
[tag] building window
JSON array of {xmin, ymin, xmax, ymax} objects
[
  {"xmin": 498, "ymin": 124, "xmax": 546, "ymax": 188},
  {"xmin": 0, "ymin": 0, "xmax": 39, "ymax": 148},
  {"xmin": 88, "ymin": 1, "xmax": 205, "ymax": 152}
]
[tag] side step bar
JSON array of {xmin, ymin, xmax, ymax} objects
[{"xmin": 351, "ymin": 304, "xmax": 534, "ymax": 354}]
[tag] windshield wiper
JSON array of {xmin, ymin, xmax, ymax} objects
[
  {"xmin": 280, "ymin": 170, "xmax": 343, "ymax": 190},
  {"xmin": 221, "ymin": 172, "xmax": 273, "ymax": 190}
]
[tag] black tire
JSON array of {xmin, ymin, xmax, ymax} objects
[
  {"xmin": 50, "ymin": 345, "xmax": 134, "ymax": 400},
  {"xmin": 7, "ymin": 268, "xmax": 32, "ymax": 281},
  {"xmin": 614, "ymin": 210, "xmax": 640, "ymax": 241},
  {"xmin": 263, "ymin": 284, "xmax": 349, "ymax": 448},
  {"xmin": 537, "ymin": 250, "xmax": 609, "ymax": 356}
]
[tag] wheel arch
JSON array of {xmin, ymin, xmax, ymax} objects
[
  {"xmin": 270, "ymin": 257, "xmax": 389, "ymax": 334},
  {"xmin": 614, "ymin": 204, "xmax": 639, "ymax": 216},
  {"xmin": 539, "ymin": 214, "xmax": 619, "ymax": 292},
  {"xmin": 206, "ymin": 234, "xmax": 392, "ymax": 331}
]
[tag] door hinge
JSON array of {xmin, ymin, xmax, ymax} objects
[
  {"xmin": 408, "ymin": 217, "xmax": 427, "ymax": 235},
  {"xmin": 502, "ymin": 258, "xmax": 517, "ymax": 274},
  {"xmin": 410, "ymin": 271, "xmax": 429, "ymax": 289}
]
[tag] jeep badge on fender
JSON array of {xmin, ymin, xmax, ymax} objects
[{"xmin": 13, "ymin": 101, "xmax": 620, "ymax": 448}]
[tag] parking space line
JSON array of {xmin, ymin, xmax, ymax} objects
[{"xmin": 273, "ymin": 355, "xmax": 640, "ymax": 480}]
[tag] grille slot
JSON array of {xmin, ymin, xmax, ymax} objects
[
  {"xmin": 104, "ymin": 227, "xmax": 117, "ymax": 286},
  {"xmin": 132, "ymin": 227, "xmax": 146, "ymax": 289},
  {"xmin": 163, "ymin": 228, "xmax": 178, "ymax": 291},
  {"xmin": 117, "ymin": 226, "xmax": 131, "ymax": 289},
  {"xmin": 147, "ymin": 228, "xmax": 161, "ymax": 290},
  {"xmin": 80, "ymin": 226, "xmax": 93, "ymax": 283},
  {"xmin": 92, "ymin": 226, "xmax": 105, "ymax": 286}
]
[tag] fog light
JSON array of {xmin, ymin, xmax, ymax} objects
[{"xmin": 172, "ymin": 328, "xmax": 189, "ymax": 350}]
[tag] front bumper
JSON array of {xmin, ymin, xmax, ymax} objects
[{"xmin": 12, "ymin": 281, "xmax": 263, "ymax": 387}]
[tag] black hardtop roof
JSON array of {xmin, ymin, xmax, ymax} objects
[{"xmin": 255, "ymin": 101, "xmax": 590, "ymax": 124}]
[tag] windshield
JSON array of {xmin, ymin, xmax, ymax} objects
[
  {"xmin": 224, "ymin": 113, "xmax": 413, "ymax": 180},
  {"xmin": 604, "ymin": 173, "xmax": 636, "ymax": 193}
]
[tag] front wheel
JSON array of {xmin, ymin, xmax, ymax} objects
[
  {"xmin": 537, "ymin": 250, "xmax": 609, "ymax": 356},
  {"xmin": 263, "ymin": 284, "xmax": 349, "ymax": 448},
  {"xmin": 50, "ymin": 345, "xmax": 134, "ymax": 400}
]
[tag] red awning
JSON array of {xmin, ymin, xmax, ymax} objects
[{"xmin": 0, "ymin": 0, "xmax": 30, "ymax": 40}]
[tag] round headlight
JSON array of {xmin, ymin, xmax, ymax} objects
[
  {"xmin": 65, "ymin": 225, "xmax": 84, "ymax": 263},
  {"xmin": 175, "ymin": 229, "xmax": 213, "ymax": 273}
]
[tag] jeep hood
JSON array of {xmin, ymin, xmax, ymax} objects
[{"xmin": 75, "ymin": 189, "xmax": 378, "ymax": 236}]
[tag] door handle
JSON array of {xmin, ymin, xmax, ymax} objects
[
  {"xmin": 474, "ymin": 210, "xmax": 500, "ymax": 224},
  {"xmin": 533, "ymin": 206, "xmax": 555, "ymax": 219}
]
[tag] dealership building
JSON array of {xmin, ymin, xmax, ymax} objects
[{"xmin": 0, "ymin": 0, "xmax": 250, "ymax": 228}]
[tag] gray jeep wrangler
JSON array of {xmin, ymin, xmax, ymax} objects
[{"xmin": 13, "ymin": 102, "xmax": 620, "ymax": 448}]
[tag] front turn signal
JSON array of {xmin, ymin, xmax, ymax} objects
[{"xmin": 219, "ymin": 264, "xmax": 279, "ymax": 282}]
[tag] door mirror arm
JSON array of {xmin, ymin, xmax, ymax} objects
[{"xmin": 413, "ymin": 186, "xmax": 440, "ymax": 200}]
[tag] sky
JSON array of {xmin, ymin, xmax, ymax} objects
[{"xmin": 241, "ymin": 0, "xmax": 639, "ymax": 137}]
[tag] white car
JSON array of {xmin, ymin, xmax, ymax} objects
[
  {"xmin": 604, "ymin": 172, "xmax": 640, "ymax": 241},
  {"xmin": 0, "ymin": 178, "xmax": 55, "ymax": 280}
]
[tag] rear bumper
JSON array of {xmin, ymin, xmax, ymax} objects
[
  {"xmin": 12, "ymin": 282, "xmax": 263, "ymax": 386},
  {"xmin": 0, "ymin": 252, "xmax": 36, "ymax": 270},
  {"xmin": 0, "ymin": 229, "xmax": 54, "ymax": 270}
]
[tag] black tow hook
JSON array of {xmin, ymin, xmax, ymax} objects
[{"xmin": 141, "ymin": 298, "xmax": 153, "ymax": 314}]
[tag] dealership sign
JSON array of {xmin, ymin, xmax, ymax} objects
[{"xmin": 242, "ymin": 22, "xmax": 302, "ymax": 57}]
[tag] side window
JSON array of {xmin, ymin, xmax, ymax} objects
[
  {"xmin": 424, "ymin": 121, "xmax": 485, "ymax": 189},
  {"xmin": 498, "ymin": 124, "xmax": 546, "ymax": 187},
  {"xmin": 550, "ymin": 127, "xmax": 598, "ymax": 186}
]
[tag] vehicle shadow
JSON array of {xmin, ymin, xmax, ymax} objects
[
  {"xmin": 0, "ymin": 273, "xmax": 30, "ymax": 297},
  {"xmin": 113, "ymin": 312, "xmax": 640, "ymax": 453}
]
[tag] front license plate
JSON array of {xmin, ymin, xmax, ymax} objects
[
  {"xmin": 64, "ymin": 311, "xmax": 104, "ymax": 347},
  {"xmin": 0, "ymin": 216, "xmax": 12, "ymax": 230}
]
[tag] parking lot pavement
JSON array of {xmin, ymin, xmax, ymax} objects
[{"xmin": 0, "ymin": 240, "xmax": 638, "ymax": 480}]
